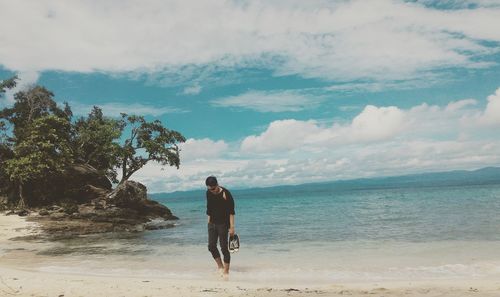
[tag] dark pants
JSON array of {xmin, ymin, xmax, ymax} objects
[{"xmin": 207, "ymin": 223, "xmax": 230, "ymax": 264}]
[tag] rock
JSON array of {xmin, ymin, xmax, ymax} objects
[
  {"xmin": 27, "ymin": 179, "xmax": 178, "ymax": 237},
  {"xmin": 49, "ymin": 212, "xmax": 67, "ymax": 220},
  {"xmin": 144, "ymin": 219, "xmax": 176, "ymax": 230},
  {"xmin": 63, "ymin": 204, "xmax": 79, "ymax": 215},
  {"xmin": 76, "ymin": 204, "xmax": 98, "ymax": 218},
  {"xmin": 134, "ymin": 224, "xmax": 145, "ymax": 232},
  {"xmin": 139, "ymin": 199, "xmax": 178, "ymax": 220},
  {"xmin": 107, "ymin": 181, "xmax": 147, "ymax": 207},
  {"xmin": 107, "ymin": 180, "xmax": 177, "ymax": 220},
  {"xmin": 16, "ymin": 209, "xmax": 29, "ymax": 216},
  {"xmin": 39, "ymin": 163, "xmax": 113, "ymax": 205},
  {"xmin": 64, "ymin": 164, "xmax": 112, "ymax": 190},
  {"xmin": 39, "ymin": 209, "xmax": 49, "ymax": 216},
  {"xmin": 47, "ymin": 205, "xmax": 62, "ymax": 211},
  {"xmin": 82, "ymin": 184, "xmax": 109, "ymax": 201}
]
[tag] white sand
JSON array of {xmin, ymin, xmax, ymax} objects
[
  {"xmin": 0, "ymin": 212, "xmax": 39, "ymax": 242},
  {"xmin": 1, "ymin": 213, "xmax": 500, "ymax": 297}
]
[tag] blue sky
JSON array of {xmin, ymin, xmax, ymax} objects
[{"xmin": 1, "ymin": 0, "xmax": 499, "ymax": 192}]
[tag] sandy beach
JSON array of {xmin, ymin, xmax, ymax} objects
[{"xmin": 1, "ymin": 213, "xmax": 500, "ymax": 297}]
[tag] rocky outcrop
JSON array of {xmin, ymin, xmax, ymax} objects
[
  {"xmin": 27, "ymin": 180, "xmax": 177, "ymax": 237},
  {"xmin": 107, "ymin": 180, "xmax": 147, "ymax": 207},
  {"xmin": 9, "ymin": 163, "xmax": 114, "ymax": 207},
  {"xmin": 106, "ymin": 181, "xmax": 177, "ymax": 220},
  {"xmin": 58, "ymin": 163, "xmax": 113, "ymax": 204}
]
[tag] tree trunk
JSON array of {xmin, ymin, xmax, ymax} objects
[
  {"xmin": 119, "ymin": 172, "xmax": 132, "ymax": 185},
  {"xmin": 120, "ymin": 158, "xmax": 127, "ymax": 185},
  {"xmin": 17, "ymin": 183, "xmax": 26, "ymax": 209}
]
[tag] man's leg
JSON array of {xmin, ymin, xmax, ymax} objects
[
  {"xmin": 217, "ymin": 224, "xmax": 231, "ymax": 275},
  {"xmin": 208, "ymin": 223, "xmax": 223, "ymax": 270}
]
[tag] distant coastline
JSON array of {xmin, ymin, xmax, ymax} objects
[{"xmin": 151, "ymin": 166, "xmax": 500, "ymax": 198}]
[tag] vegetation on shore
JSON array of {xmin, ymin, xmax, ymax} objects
[{"xmin": 0, "ymin": 76, "xmax": 186, "ymax": 210}]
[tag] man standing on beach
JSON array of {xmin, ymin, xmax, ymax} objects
[{"xmin": 206, "ymin": 176, "xmax": 235, "ymax": 279}]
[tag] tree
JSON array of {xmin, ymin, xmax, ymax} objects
[
  {"xmin": 0, "ymin": 75, "xmax": 18, "ymax": 144},
  {"xmin": 1, "ymin": 76, "xmax": 187, "ymax": 208},
  {"xmin": 0, "ymin": 86, "xmax": 72, "ymax": 143},
  {"xmin": 1, "ymin": 83, "xmax": 73, "ymax": 207},
  {"xmin": 73, "ymin": 106, "xmax": 124, "ymax": 183},
  {"xmin": 0, "ymin": 75, "xmax": 17, "ymax": 94},
  {"xmin": 0, "ymin": 76, "xmax": 18, "ymax": 195},
  {"xmin": 0, "ymin": 142, "xmax": 14, "ymax": 194},
  {"xmin": 5, "ymin": 115, "xmax": 73, "ymax": 207},
  {"xmin": 117, "ymin": 113, "xmax": 186, "ymax": 184}
]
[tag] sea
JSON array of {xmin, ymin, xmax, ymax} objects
[{"xmin": 13, "ymin": 170, "xmax": 500, "ymax": 285}]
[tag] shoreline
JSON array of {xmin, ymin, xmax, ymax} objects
[{"xmin": 2, "ymin": 213, "xmax": 500, "ymax": 296}]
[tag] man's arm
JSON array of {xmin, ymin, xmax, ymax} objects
[
  {"xmin": 206, "ymin": 192, "xmax": 212, "ymax": 223},
  {"xmin": 229, "ymin": 215, "xmax": 234, "ymax": 233},
  {"xmin": 229, "ymin": 214, "xmax": 235, "ymax": 235},
  {"xmin": 228, "ymin": 190, "xmax": 235, "ymax": 235}
]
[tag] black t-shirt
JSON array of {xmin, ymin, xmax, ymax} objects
[{"xmin": 206, "ymin": 187, "xmax": 235, "ymax": 226}]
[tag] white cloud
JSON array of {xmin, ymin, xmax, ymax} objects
[
  {"xmin": 241, "ymin": 105, "xmax": 407, "ymax": 153},
  {"xmin": 0, "ymin": 0, "xmax": 499, "ymax": 84},
  {"xmin": 348, "ymin": 105, "xmax": 406, "ymax": 142},
  {"xmin": 179, "ymin": 138, "xmax": 229, "ymax": 161},
  {"xmin": 477, "ymin": 87, "xmax": 500, "ymax": 126},
  {"xmin": 110, "ymin": 87, "xmax": 500, "ymax": 193},
  {"xmin": 241, "ymin": 119, "xmax": 322, "ymax": 153},
  {"xmin": 182, "ymin": 84, "xmax": 202, "ymax": 95},
  {"xmin": 137, "ymin": 138, "xmax": 500, "ymax": 193},
  {"xmin": 212, "ymin": 90, "xmax": 324, "ymax": 112},
  {"xmin": 69, "ymin": 101, "xmax": 187, "ymax": 117},
  {"xmin": 445, "ymin": 99, "xmax": 477, "ymax": 112},
  {"xmin": 133, "ymin": 158, "xmax": 248, "ymax": 193}
]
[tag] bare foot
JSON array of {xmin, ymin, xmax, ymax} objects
[
  {"xmin": 222, "ymin": 273, "xmax": 229, "ymax": 281},
  {"xmin": 217, "ymin": 268, "xmax": 224, "ymax": 276}
]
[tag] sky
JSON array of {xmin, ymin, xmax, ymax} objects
[{"xmin": 1, "ymin": 0, "xmax": 500, "ymax": 193}]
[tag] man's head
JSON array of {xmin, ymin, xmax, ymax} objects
[{"xmin": 205, "ymin": 176, "xmax": 219, "ymax": 192}]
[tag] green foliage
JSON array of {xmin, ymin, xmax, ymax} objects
[
  {"xmin": 0, "ymin": 76, "xmax": 17, "ymax": 94},
  {"xmin": 118, "ymin": 113, "xmax": 186, "ymax": 184},
  {"xmin": 74, "ymin": 106, "xmax": 124, "ymax": 183},
  {"xmin": 0, "ymin": 86, "xmax": 72, "ymax": 142},
  {"xmin": 0, "ymin": 75, "xmax": 186, "ymax": 207},
  {"xmin": 0, "ymin": 76, "xmax": 17, "ymax": 194},
  {"xmin": 0, "ymin": 76, "xmax": 17, "ymax": 145},
  {"xmin": 0, "ymin": 118, "xmax": 10, "ymax": 147},
  {"xmin": 0, "ymin": 143, "xmax": 14, "ymax": 192},
  {"xmin": 5, "ymin": 115, "xmax": 73, "ymax": 184}
]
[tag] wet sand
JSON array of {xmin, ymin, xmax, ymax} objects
[{"xmin": 1, "ymin": 213, "xmax": 500, "ymax": 297}]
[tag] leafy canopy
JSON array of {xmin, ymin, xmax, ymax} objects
[
  {"xmin": 0, "ymin": 75, "xmax": 186, "ymax": 206},
  {"xmin": 73, "ymin": 106, "xmax": 124, "ymax": 183},
  {"xmin": 118, "ymin": 113, "xmax": 186, "ymax": 184},
  {"xmin": 5, "ymin": 115, "xmax": 73, "ymax": 184}
]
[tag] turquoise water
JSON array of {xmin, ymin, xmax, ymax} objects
[
  {"xmin": 29, "ymin": 181, "xmax": 500, "ymax": 283},
  {"xmin": 154, "ymin": 183, "xmax": 500, "ymax": 244}
]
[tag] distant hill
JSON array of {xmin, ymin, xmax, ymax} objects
[{"xmin": 150, "ymin": 167, "xmax": 500, "ymax": 199}]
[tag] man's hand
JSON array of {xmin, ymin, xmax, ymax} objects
[{"xmin": 229, "ymin": 227, "xmax": 235, "ymax": 236}]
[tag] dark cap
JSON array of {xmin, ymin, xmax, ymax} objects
[{"xmin": 205, "ymin": 176, "xmax": 218, "ymax": 186}]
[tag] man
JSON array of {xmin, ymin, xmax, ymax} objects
[{"xmin": 206, "ymin": 176, "xmax": 235, "ymax": 279}]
